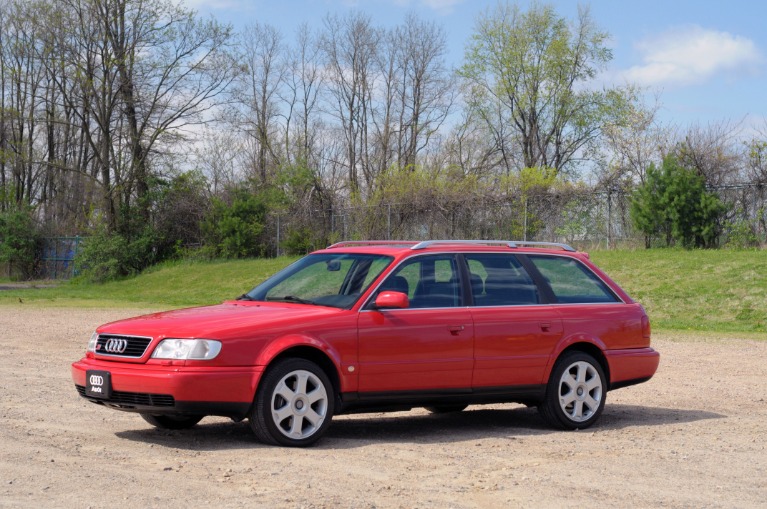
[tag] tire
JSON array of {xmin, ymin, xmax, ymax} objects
[
  {"xmin": 424, "ymin": 404, "xmax": 468, "ymax": 414},
  {"xmin": 539, "ymin": 351, "xmax": 606, "ymax": 430},
  {"xmin": 249, "ymin": 358, "xmax": 334, "ymax": 447},
  {"xmin": 140, "ymin": 413, "xmax": 203, "ymax": 430}
]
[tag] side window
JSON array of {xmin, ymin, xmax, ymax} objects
[
  {"xmin": 465, "ymin": 254, "xmax": 539, "ymax": 306},
  {"xmin": 528, "ymin": 255, "xmax": 619, "ymax": 304},
  {"xmin": 378, "ymin": 255, "xmax": 461, "ymax": 308}
]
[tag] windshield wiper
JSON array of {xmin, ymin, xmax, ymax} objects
[
  {"xmin": 236, "ymin": 293, "xmax": 256, "ymax": 301},
  {"xmin": 267, "ymin": 295, "xmax": 317, "ymax": 305}
]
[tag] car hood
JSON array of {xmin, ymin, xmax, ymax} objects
[{"xmin": 96, "ymin": 301, "xmax": 346, "ymax": 340}]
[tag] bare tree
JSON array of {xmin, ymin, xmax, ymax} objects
[
  {"xmin": 281, "ymin": 23, "xmax": 323, "ymax": 167},
  {"xmin": 237, "ymin": 22, "xmax": 284, "ymax": 184},
  {"xmin": 746, "ymin": 124, "xmax": 767, "ymax": 185},
  {"xmin": 674, "ymin": 120, "xmax": 743, "ymax": 186},
  {"xmin": 393, "ymin": 13, "xmax": 454, "ymax": 170},
  {"xmin": 320, "ymin": 12, "xmax": 380, "ymax": 197},
  {"xmin": 599, "ymin": 91, "xmax": 673, "ymax": 187},
  {"xmin": 0, "ymin": 0, "xmax": 49, "ymax": 209}
]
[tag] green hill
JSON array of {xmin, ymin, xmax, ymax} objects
[{"xmin": 2, "ymin": 249, "xmax": 765, "ymax": 334}]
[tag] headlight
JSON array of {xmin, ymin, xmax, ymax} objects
[
  {"xmin": 151, "ymin": 339, "xmax": 222, "ymax": 360},
  {"xmin": 87, "ymin": 332, "xmax": 99, "ymax": 353}
]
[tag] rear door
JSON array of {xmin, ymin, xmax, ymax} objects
[{"xmin": 465, "ymin": 253, "xmax": 563, "ymax": 388}]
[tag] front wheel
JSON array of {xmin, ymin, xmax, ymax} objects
[
  {"xmin": 539, "ymin": 352, "xmax": 606, "ymax": 430},
  {"xmin": 249, "ymin": 358, "xmax": 334, "ymax": 447},
  {"xmin": 140, "ymin": 414, "xmax": 203, "ymax": 430}
]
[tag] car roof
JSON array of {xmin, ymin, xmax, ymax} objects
[{"xmin": 317, "ymin": 240, "xmax": 586, "ymax": 258}]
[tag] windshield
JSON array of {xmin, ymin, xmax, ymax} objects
[{"xmin": 242, "ymin": 253, "xmax": 393, "ymax": 309}]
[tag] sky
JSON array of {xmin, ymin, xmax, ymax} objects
[{"xmin": 182, "ymin": 0, "xmax": 766, "ymax": 135}]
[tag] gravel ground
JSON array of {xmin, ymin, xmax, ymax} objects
[{"xmin": 1, "ymin": 306, "xmax": 765, "ymax": 508}]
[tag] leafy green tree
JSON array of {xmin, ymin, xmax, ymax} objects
[
  {"xmin": 0, "ymin": 208, "xmax": 41, "ymax": 279},
  {"xmin": 459, "ymin": 1, "xmax": 632, "ymax": 175},
  {"xmin": 201, "ymin": 190, "xmax": 268, "ymax": 258},
  {"xmin": 631, "ymin": 156, "xmax": 725, "ymax": 248},
  {"xmin": 151, "ymin": 171, "xmax": 211, "ymax": 260}
]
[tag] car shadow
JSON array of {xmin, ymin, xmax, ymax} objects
[
  {"xmin": 114, "ymin": 403, "xmax": 724, "ymax": 451},
  {"xmin": 598, "ymin": 403, "xmax": 725, "ymax": 430}
]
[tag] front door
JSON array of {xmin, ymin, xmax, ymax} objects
[{"xmin": 357, "ymin": 254, "xmax": 474, "ymax": 393}]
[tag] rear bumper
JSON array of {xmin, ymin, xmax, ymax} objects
[
  {"xmin": 71, "ymin": 358, "xmax": 263, "ymax": 417},
  {"xmin": 605, "ymin": 347, "xmax": 660, "ymax": 390}
]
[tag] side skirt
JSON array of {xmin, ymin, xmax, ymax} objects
[{"xmin": 336, "ymin": 385, "xmax": 546, "ymax": 415}]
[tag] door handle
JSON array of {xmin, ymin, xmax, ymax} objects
[
  {"xmin": 540, "ymin": 322, "xmax": 551, "ymax": 332},
  {"xmin": 448, "ymin": 325, "xmax": 465, "ymax": 335}
]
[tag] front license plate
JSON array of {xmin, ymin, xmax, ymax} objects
[{"xmin": 86, "ymin": 370, "xmax": 112, "ymax": 399}]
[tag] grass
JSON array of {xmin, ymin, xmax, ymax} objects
[
  {"xmin": 591, "ymin": 249, "xmax": 767, "ymax": 334},
  {"xmin": 0, "ymin": 257, "xmax": 298, "ymax": 308},
  {"xmin": 1, "ymin": 249, "xmax": 765, "ymax": 334}
]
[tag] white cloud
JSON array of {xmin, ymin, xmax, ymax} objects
[{"xmin": 617, "ymin": 26, "xmax": 762, "ymax": 87}]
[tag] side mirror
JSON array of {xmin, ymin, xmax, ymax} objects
[{"xmin": 374, "ymin": 291, "xmax": 409, "ymax": 309}]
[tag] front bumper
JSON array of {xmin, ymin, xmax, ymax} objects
[{"xmin": 71, "ymin": 358, "xmax": 264, "ymax": 418}]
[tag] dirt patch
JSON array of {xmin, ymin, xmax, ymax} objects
[
  {"xmin": 1, "ymin": 306, "xmax": 765, "ymax": 508},
  {"xmin": 0, "ymin": 281, "xmax": 59, "ymax": 292}
]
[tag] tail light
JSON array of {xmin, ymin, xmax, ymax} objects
[{"xmin": 641, "ymin": 312, "xmax": 652, "ymax": 340}]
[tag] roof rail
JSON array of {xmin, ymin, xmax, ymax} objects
[
  {"xmin": 410, "ymin": 240, "xmax": 577, "ymax": 252},
  {"xmin": 508, "ymin": 241, "xmax": 577, "ymax": 252},
  {"xmin": 411, "ymin": 240, "xmax": 515, "ymax": 250},
  {"xmin": 326, "ymin": 240, "xmax": 419, "ymax": 249}
]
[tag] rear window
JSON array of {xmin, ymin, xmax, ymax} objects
[{"xmin": 528, "ymin": 255, "xmax": 619, "ymax": 304}]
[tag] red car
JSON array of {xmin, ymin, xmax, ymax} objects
[{"xmin": 72, "ymin": 240, "xmax": 659, "ymax": 446}]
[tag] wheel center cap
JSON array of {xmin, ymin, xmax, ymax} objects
[
  {"xmin": 295, "ymin": 400, "xmax": 305, "ymax": 410},
  {"xmin": 576, "ymin": 386, "xmax": 585, "ymax": 398}
]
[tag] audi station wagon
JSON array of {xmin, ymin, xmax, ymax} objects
[{"xmin": 72, "ymin": 240, "xmax": 660, "ymax": 447}]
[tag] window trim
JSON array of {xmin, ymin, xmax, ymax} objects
[
  {"xmin": 461, "ymin": 252, "xmax": 547, "ymax": 307},
  {"xmin": 360, "ymin": 250, "xmax": 627, "ymax": 312},
  {"xmin": 360, "ymin": 252, "xmax": 466, "ymax": 311},
  {"xmin": 523, "ymin": 253, "xmax": 624, "ymax": 305}
]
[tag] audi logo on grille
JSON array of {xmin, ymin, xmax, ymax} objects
[
  {"xmin": 104, "ymin": 338, "xmax": 128, "ymax": 354},
  {"xmin": 89, "ymin": 375, "xmax": 104, "ymax": 386}
]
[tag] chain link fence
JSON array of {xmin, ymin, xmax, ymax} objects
[
  {"xmin": 31, "ymin": 184, "xmax": 766, "ymax": 279},
  {"xmin": 265, "ymin": 184, "xmax": 767, "ymax": 255}
]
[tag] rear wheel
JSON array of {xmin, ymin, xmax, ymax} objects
[
  {"xmin": 424, "ymin": 404, "xmax": 468, "ymax": 414},
  {"xmin": 249, "ymin": 358, "xmax": 334, "ymax": 447},
  {"xmin": 539, "ymin": 351, "xmax": 606, "ymax": 430},
  {"xmin": 140, "ymin": 414, "xmax": 203, "ymax": 430}
]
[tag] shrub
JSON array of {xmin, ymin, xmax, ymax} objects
[
  {"xmin": 201, "ymin": 190, "xmax": 268, "ymax": 258},
  {"xmin": 76, "ymin": 226, "xmax": 158, "ymax": 283},
  {"xmin": 281, "ymin": 227, "xmax": 324, "ymax": 255},
  {"xmin": 724, "ymin": 216, "xmax": 760, "ymax": 249},
  {"xmin": 0, "ymin": 208, "xmax": 42, "ymax": 279}
]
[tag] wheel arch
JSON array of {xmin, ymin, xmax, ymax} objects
[
  {"xmin": 547, "ymin": 341, "xmax": 611, "ymax": 389},
  {"xmin": 261, "ymin": 345, "xmax": 342, "ymax": 399}
]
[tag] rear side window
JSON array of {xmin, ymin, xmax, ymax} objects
[
  {"xmin": 528, "ymin": 255, "xmax": 619, "ymax": 304},
  {"xmin": 465, "ymin": 254, "xmax": 539, "ymax": 306}
]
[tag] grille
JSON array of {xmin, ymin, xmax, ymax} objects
[
  {"xmin": 95, "ymin": 334, "xmax": 152, "ymax": 358},
  {"xmin": 76, "ymin": 385, "xmax": 175, "ymax": 407}
]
